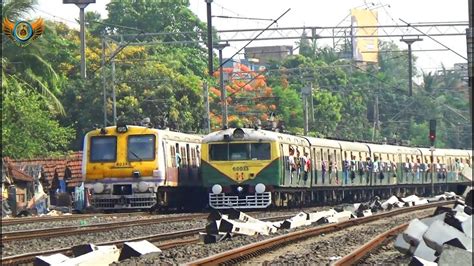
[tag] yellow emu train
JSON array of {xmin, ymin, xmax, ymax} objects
[{"xmin": 82, "ymin": 125, "xmax": 203, "ymax": 210}]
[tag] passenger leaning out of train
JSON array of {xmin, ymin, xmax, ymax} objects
[
  {"xmin": 321, "ymin": 159, "xmax": 327, "ymax": 184},
  {"xmin": 288, "ymin": 147, "xmax": 296, "ymax": 184},
  {"xmin": 404, "ymin": 158, "xmax": 412, "ymax": 182},
  {"xmin": 365, "ymin": 157, "xmax": 372, "ymax": 185},
  {"xmin": 373, "ymin": 156, "xmax": 380, "ymax": 184},
  {"xmin": 390, "ymin": 160, "xmax": 398, "ymax": 184},
  {"xmin": 454, "ymin": 158, "xmax": 463, "ymax": 181},
  {"xmin": 413, "ymin": 158, "xmax": 420, "ymax": 181},
  {"xmin": 350, "ymin": 155, "xmax": 357, "ymax": 184},
  {"xmin": 343, "ymin": 157, "xmax": 350, "ymax": 185},
  {"xmin": 302, "ymin": 152, "xmax": 311, "ymax": 185},
  {"xmin": 295, "ymin": 149, "xmax": 302, "ymax": 182},
  {"xmin": 358, "ymin": 156, "xmax": 365, "ymax": 184},
  {"xmin": 435, "ymin": 159, "xmax": 442, "ymax": 180}
]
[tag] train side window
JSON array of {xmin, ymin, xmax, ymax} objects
[
  {"xmin": 170, "ymin": 145, "xmax": 176, "ymax": 167},
  {"xmin": 191, "ymin": 148, "xmax": 196, "ymax": 168},
  {"xmin": 180, "ymin": 147, "xmax": 187, "ymax": 167}
]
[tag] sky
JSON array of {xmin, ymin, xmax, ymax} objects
[{"xmin": 34, "ymin": 0, "xmax": 469, "ymax": 73}]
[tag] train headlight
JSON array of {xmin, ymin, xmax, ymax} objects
[
  {"xmin": 237, "ymin": 186, "xmax": 243, "ymax": 193},
  {"xmin": 212, "ymin": 184, "xmax": 222, "ymax": 194},
  {"xmin": 255, "ymin": 183, "xmax": 266, "ymax": 193},
  {"xmin": 116, "ymin": 124, "xmax": 128, "ymax": 133},
  {"xmin": 137, "ymin": 181, "xmax": 149, "ymax": 192},
  {"xmin": 93, "ymin": 183, "xmax": 104, "ymax": 194}
]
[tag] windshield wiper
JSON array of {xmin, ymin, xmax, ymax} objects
[{"xmin": 129, "ymin": 151, "xmax": 142, "ymax": 161}]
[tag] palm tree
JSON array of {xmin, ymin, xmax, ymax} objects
[{"xmin": 2, "ymin": 0, "xmax": 65, "ymax": 114}]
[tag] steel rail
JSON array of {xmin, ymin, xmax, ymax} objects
[
  {"xmin": 333, "ymin": 223, "xmax": 409, "ymax": 265},
  {"xmin": 187, "ymin": 200, "xmax": 453, "ymax": 265},
  {"xmin": 2, "ymin": 213, "xmax": 207, "ymax": 242},
  {"xmin": 1, "ymin": 211, "xmax": 149, "ymax": 226},
  {"xmin": 1, "ymin": 214, "xmax": 292, "ymax": 265}
]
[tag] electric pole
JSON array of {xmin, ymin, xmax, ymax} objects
[
  {"xmin": 301, "ymin": 85, "xmax": 312, "ymax": 135},
  {"xmin": 63, "ymin": 0, "xmax": 95, "ymax": 79},
  {"xmin": 468, "ymin": 0, "xmax": 473, "ymax": 120},
  {"xmin": 215, "ymin": 43, "xmax": 229, "ymax": 129},
  {"xmin": 400, "ymin": 37, "xmax": 423, "ymax": 96},
  {"xmin": 206, "ymin": 0, "xmax": 213, "ymax": 76}
]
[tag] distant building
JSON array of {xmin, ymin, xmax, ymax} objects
[{"xmin": 244, "ymin": 45, "xmax": 293, "ymax": 65}]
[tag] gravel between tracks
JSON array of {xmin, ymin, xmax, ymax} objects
[
  {"xmin": 113, "ymin": 207, "xmax": 438, "ymax": 265},
  {"xmin": 1, "ymin": 214, "xmax": 156, "ymax": 232},
  {"xmin": 1, "ymin": 207, "xmax": 326, "ymax": 258}
]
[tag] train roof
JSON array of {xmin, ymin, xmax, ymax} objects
[
  {"xmin": 304, "ymin": 136, "xmax": 340, "ymax": 148},
  {"xmin": 86, "ymin": 125, "xmax": 201, "ymax": 143},
  {"xmin": 440, "ymin": 148, "xmax": 471, "ymax": 157},
  {"xmin": 336, "ymin": 140, "xmax": 369, "ymax": 152},
  {"xmin": 202, "ymin": 128, "xmax": 308, "ymax": 146},
  {"xmin": 365, "ymin": 143, "xmax": 404, "ymax": 154}
]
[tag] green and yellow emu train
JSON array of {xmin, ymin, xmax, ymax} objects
[{"xmin": 201, "ymin": 128, "xmax": 472, "ymax": 209}]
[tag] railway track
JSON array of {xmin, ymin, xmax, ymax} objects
[
  {"xmin": 187, "ymin": 200, "xmax": 453, "ymax": 265},
  {"xmin": 1, "ymin": 211, "xmax": 149, "ymax": 226},
  {"xmin": 333, "ymin": 222, "xmax": 409, "ymax": 265},
  {"xmin": 2, "ymin": 213, "xmax": 206, "ymax": 242},
  {"xmin": 1, "ymin": 215, "xmax": 292, "ymax": 265}
]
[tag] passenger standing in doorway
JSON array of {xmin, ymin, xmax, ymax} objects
[
  {"xmin": 328, "ymin": 156, "xmax": 334, "ymax": 185},
  {"xmin": 358, "ymin": 156, "xmax": 365, "ymax": 184},
  {"xmin": 321, "ymin": 159, "xmax": 327, "ymax": 184},
  {"xmin": 350, "ymin": 155, "xmax": 357, "ymax": 184},
  {"xmin": 343, "ymin": 157, "xmax": 350, "ymax": 185},
  {"xmin": 303, "ymin": 152, "xmax": 310, "ymax": 186},
  {"xmin": 288, "ymin": 147, "xmax": 296, "ymax": 184},
  {"xmin": 365, "ymin": 157, "xmax": 372, "ymax": 185}
]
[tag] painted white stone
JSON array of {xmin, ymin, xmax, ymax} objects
[
  {"xmin": 219, "ymin": 217, "xmax": 272, "ymax": 235},
  {"xmin": 59, "ymin": 245, "xmax": 120, "ymax": 266},
  {"xmin": 461, "ymin": 216, "xmax": 472, "ymax": 238},
  {"xmin": 332, "ymin": 210, "xmax": 353, "ymax": 222},
  {"xmin": 413, "ymin": 239, "xmax": 438, "ymax": 262},
  {"xmin": 281, "ymin": 212, "xmax": 312, "ymax": 229},
  {"xmin": 409, "ymin": 256, "xmax": 438, "ymax": 266},
  {"xmin": 308, "ymin": 209, "xmax": 337, "ymax": 223},
  {"xmin": 423, "ymin": 220, "xmax": 472, "ymax": 253},
  {"xmin": 394, "ymin": 234, "xmax": 412, "ymax": 254},
  {"xmin": 403, "ymin": 218, "xmax": 429, "ymax": 247},
  {"xmin": 414, "ymin": 199, "xmax": 429, "ymax": 206},
  {"xmin": 454, "ymin": 210, "xmax": 470, "ymax": 223},
  {"xmin": 381, "ymin": 195, "xmax": 401, "ymax": 209},
  {"xmin": 118, "ymin": 241, "xmax": 161, "ymax": 261},
  {"xmin": 402, "ymin": 195, "xmax": 421, "ymax": 203},
  {"xmin": 35, "ymin": 253, "xmax": 70, "ymax": 266},
  {"xmin": 420, "ymin": 213, "xmax": 447, "ymax": 227}
]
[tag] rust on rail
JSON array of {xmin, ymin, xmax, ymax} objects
[{"xmin": 333, "ymin": 223, "xmax": 409, "ymax": 265}]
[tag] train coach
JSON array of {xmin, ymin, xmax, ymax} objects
[
  {"xmin": 201, "ymin": 127, "xmax": 471, "ymax": 209},
  {"xmin": 82, "ymin": 125, "xmax": 204, "ymax": 210}
]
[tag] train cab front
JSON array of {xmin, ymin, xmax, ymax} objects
[
  {"xmin": 203, "ymin": 128, "xmax": 274, "ymax": 209},
  {"xmin": 83, "ymin": 125, "xmax": 160, "ymax": 210}
]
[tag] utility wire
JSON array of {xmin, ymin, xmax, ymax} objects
[
  {"xmin": 217, "ymin": 8, "xmax": 291, "ymax": 70},
  {"xmin": 212, "ymin": 15, "xmax": 273, "ymax": 21},
  {"xmin": 399, "ymin": 18, "xmax": 467, "ymax": 61}
]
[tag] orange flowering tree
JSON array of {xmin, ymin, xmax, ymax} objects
[{"xmin": 209, "ymin": 63, "xmax": 279, "ymax": 130}]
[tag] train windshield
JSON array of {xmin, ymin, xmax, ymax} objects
[
  {"xmin": 209, "ymin": 143, "xmax": 271, "ymax": 161},
  {"xmin": 90, "ymin": 136, "xmax": 117, "ymax": 162},
  {"xmin": 128, "ymin": 135, "xmax": 155, "ymax": 161}
]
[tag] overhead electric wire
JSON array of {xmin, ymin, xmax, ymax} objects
[{"xmin": 399, "ymin": 18, "xmax": 467, "ymax": 61}]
